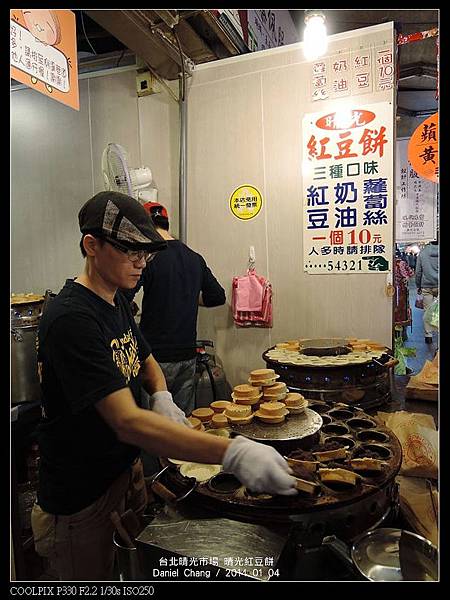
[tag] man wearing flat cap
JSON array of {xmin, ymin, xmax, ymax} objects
[{"xmin": 31, "ymin": 191, "xmax": 298, "ymax": 581}]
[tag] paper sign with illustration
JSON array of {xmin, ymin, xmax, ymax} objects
[{"xmin": 10, "ymin": 9, "xmax": 79, "ymax": 111}]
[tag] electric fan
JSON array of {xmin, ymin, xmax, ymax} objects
[{"xmin": 102, "ymin": 143, "xmax": 157, "ymax": 203}]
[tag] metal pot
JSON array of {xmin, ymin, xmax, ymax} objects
[
  {"xmin": 11, "ymin": 294, "xmax": 44, "ymax": 405},
  {"xmin": 323, "ymin": 528, "xmax": 438, "ymax": 581}
]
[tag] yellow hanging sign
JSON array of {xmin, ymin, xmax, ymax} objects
[
  {"xmin": 229, "ymin": 185, "xmax": 263, "ymax": 220},
  {"xmin": 408, "ymin": 113, "xmax": 439, "ymax": 183}
]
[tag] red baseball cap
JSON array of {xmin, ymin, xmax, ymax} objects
[{"xmin": 143, "ymin": 202, "xmax": 169, "ymax": 219}]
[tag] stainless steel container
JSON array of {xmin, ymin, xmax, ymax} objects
[
  {"xmin": 113, "ymin": 531, "xmax": 143, "ymax": 581},
  {"xmin": 11, "ymin": 295, "xmax": 44, "ymax": 405}
]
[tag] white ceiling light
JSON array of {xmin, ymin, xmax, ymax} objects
[{"xmin": 303, "ymin": 10, "xmax": 328, "ymax": 61}]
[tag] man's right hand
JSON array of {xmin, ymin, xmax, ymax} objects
[{"xmin": 222, "ymin": 436, "xmax": 298, "ymax": 496}]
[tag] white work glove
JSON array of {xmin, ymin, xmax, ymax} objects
[
  {"xmin": 223, "ymin": 436, "xmax": 298, "ymax": 496},
  {"xmin": 150, "ymin": 391, "xmax": 192, "ymax": 427}
]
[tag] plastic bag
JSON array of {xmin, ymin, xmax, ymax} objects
[
  {"xmin": 232, "ymin": 269, "xmax": 273, "ymax": 328},
  {"xmin": 415, "ymin": 294, "xmax": 424, "ymax": 309},
  {"xmin": 377, "ymin": 411, "xmax": 438, "ymax": 479},
  {"xmin": 424, "ymin": 298, "xmax": 439, "ymax": 330},
  {"xmin": 234, "ymin": 269, "xmax": 264, "ymax": 311},
  {"xmin": 396, "ymin": 476, "xmax": 438, "ymax": 546}
]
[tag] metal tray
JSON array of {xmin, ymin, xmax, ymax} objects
[{"xmin": 229, "ymin": 408, "xmax": 323, "ymax": 442}]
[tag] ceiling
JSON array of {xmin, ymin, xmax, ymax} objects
[{"xmin": 72, "ymin": 10, "xmax": 439, "ymax": 117}]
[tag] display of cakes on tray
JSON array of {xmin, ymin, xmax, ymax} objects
[{"xmin": 198, "ymin": 365, "xmax": 313, "ymax": 431}]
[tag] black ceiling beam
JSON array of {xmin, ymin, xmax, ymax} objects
[
  {"xmin": 398, "ymin": 87, "xmax": 437, "ymax": 92},
  {"xmin": 399, "ymin": 62, "xmax": 438, "ymax": 80},
  {"xmin": 397, "ymin": 106, "xmax": 437, "ymax": 117}
]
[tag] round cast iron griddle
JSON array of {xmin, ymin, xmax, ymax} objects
[
  {"xmin": 11, "ymin": 295, "xmax": 44, "ymax": 326},
  {"xmin": 229, "ymin": 408, "xmax": 322, "ymax": 443},
  {"xmin": 157, "ymin": 406, "xmax": 402, "ymax": 542},
  {"xmin": 160, "ymin": 406, "xmax": 402, "ymax": 541},
  {"xmin": 262, "ymin": 342, "xmax": 393, "ymax": 410}
]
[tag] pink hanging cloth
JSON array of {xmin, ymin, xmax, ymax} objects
[{"xmin": 232, "ymin": 266, "xmax": 273, "ymax": 328}]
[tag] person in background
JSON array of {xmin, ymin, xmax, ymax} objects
[
  {"xmin": 400, "ymin": 249, "xmax": 408, "ymax": 263},
  {"xmin": 394, "ymin": 254, "xmax": 414, "ymax": 339},
  {"xmin": 415, "ymin": 234, "xmax": 439, "ymax": 344},
  {"xmin": 406, "ymin": 250, "xmax": 417, "ymax": 272},
  {"xmin": 31, "ymin": 191, "xmax": 296, "ymax": 581},
  {"xmin": 123, "ymin": 202, "xmax": 226, "ymax": 417}
]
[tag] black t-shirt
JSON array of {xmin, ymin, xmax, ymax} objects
[
  {"xmin": 36, "ymin": 279, "xmax": 151, "ymax": 515},
  {"xmin": 124, "ymin": 240, "xmax": 226, "ymax": 362}
]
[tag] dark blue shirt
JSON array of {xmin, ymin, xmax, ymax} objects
[{"xmin": 124, "ymin": 240, "xmax": 226, "ymax": 361}]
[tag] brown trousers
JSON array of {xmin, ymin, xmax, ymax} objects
[{"xmin": 31, "ymin": 459, "xmax": 147, "ymax": 581}]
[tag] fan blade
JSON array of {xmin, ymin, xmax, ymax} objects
[
  {"xmin": 101, "ymin": 148, "xmax": 112, "ymax": 191},
  {"xmin": 106, "ymin": 143, "xmax": 133, "ymax": 196}
]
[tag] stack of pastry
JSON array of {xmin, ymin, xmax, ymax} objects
[
  {"xmin": 254, "ymin": 401, "xmax": 288, "ymax": 424},
  {"xmin": 231, "ymin": 384, "xmax": 262, "ymax": 406},
  {"xmin": 262, "ymin": 382, "xmax": 288, "ymax": 402},
  {"xmin": 366, "ymin": 341, "xmax": 386, "ymax": 351},
  {"xmin": 210, "ymin": 413, "xmax": 229, "ymax": 429},
  {"xmin": 284, "ymin": 392, "xmax": 308, "ymax": 414},
  {"xmin": 248, "ymin": 368, "xmax": 280, "ymax": 387},
  {"xmin": 276, "ymin": 339, "xmax": 301, "ymax": 351},
  {"xmin": 224, "ymin": 403, "xmax": 254, "ymax": 425},
  {"xmin": 191, "ymin": 407, "xmax": 214, "ymax": 425},
  {"xmin": 347, "ymin": 338, "xmax": 370, "ymax": 351},
  {"xmin": 347, "ymin": 338, "xmax": 386, "ymax": 352},
  {"xmin": 187, "ymin": 416, "xmax": 205, "ymax": 431},
  {"xmin": 201, "ymin": 401, "xmax": 232, "ymax": 429},
  {"xmin": 210, "ymin": 400, "xmax": 232, "ymax": 413}
]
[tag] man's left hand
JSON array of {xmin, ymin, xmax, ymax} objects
[{"xmin": 150, "ymin": 391, "xmax": 192, "ymax": 426}]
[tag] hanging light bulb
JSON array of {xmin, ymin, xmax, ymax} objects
[{"xmin": 303, "ymin": 10, "xmax": 328, "ymax": 61}]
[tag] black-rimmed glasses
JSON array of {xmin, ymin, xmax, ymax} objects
[{"xmin": 103, "ymin": 238, "xmax": 157, "ymax": 264}]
